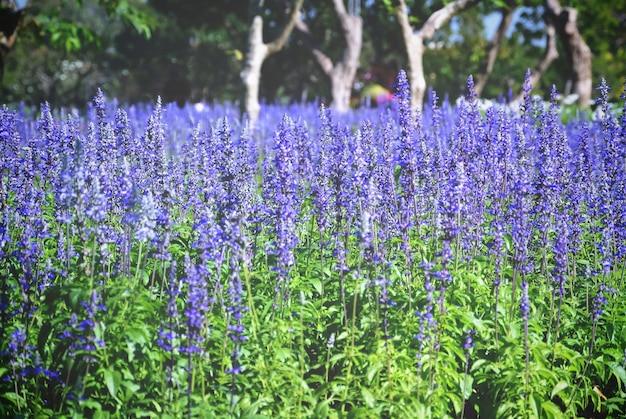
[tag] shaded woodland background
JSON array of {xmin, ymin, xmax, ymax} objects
[{"xmin": 0, "ymin": 0, "xmax": 624, "ymax": 109}]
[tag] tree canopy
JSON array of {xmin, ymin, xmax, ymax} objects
[{"xmin": 1, "ymin": 0, "xmax": 624, "ymax": 107}]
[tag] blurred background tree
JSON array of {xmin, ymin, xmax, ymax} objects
[
  {"xmin": 0, "ymin": 0, "xmax": 623, "ymax": 108},
  {"xmin": 0, "ymin": 0, "xmax": 155, "ymax": 105}
]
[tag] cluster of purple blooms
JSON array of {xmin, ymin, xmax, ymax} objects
[{"xmin": 0, "ymin": 66, "xmax": 624, "ymax": 414}]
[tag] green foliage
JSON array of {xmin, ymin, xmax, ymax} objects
[
  {"xmin": 32, "ymin": 0, "xmax": 154, "ymax": 54},
  {"xmin": 2, "ymin": 179, "xmax": 625, "ymax": 417},
  {"xmin": 2, "ymin": 0, "xmax": 624, "ymax": 108}
]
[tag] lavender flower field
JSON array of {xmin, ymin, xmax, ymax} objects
[{"xmin": 1, "ymin": 71, "xmax": 625, "ymax": 418}]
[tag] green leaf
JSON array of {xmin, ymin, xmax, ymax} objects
[
  {"xmin": 610, "ymin": 364, "xmax": 626, "ymax": 386},
  {"xmin": 347, "ymin": 407, "xmax": 370, "ymax": 419},
  {"xmin": 542, "ymin": 400, "xmax": 565, "ymax": 418},
  {"xmin": 80, "ymin": 399, "xmax": 102, "ymax": 410},
  {"xmin": 126, "ymin": 326, "xmax": 149, "ymax": 344},
  {"xmin": 314, "ymin": 399, "xmax": 330, "ymax": 418},
  {"xmin": 491, "ymin": 0, "xmax": 512, "ymax": 9},
  {"xmin": 459, "ymin": 375, "xmax": 474, "ymax": 400},
  {"xmin": 531, "ymin": 393, "xmax": 542, "ymax": 419},
  {"xmin": 103, "ymin": 369, "xmax": 119, "ymax": 397},
  {"xmin": 550, "ymin": 381, "xmax": 569, "ymax": 399},
  {"xmin": 93, "ymin": 410, "xmax": 110, "ymax": 419},
  {"xmin": 361, "ymin": 387, "xmax": 376, "ymax": 408},
  {"xmin": 366, "ymin": 363, "xmax": 380, "ymax": 383},
  {"xmin": 310, "ymin": 277, "xmax": 323, "ymax": 296},
  {"xmin": 122, "ymin": 381, "xmax": 141, "ymax": 399},
  {"xmin": 470, "ymin": 358, "xmax": 487, "ymax": 372},
  {"xmin": 37, "ymin": 321, "xmax": 53, "ymax": 359}
]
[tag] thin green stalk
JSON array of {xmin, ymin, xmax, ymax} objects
[
  {"xmin": 297, "ymin": 292, "xmax": 306, "ymax": 417},
  {"xmin": 546, "ymin": 287, "xmax": 555, "ymax": 344},
  {"xmin": 187, "ymin": 350, "xmax": 192, "ymax": 419},
  {"xmin": 551, "ymin": 292, "xmax": 564, "ymax": 364},
  {"xmin": 343, "ymin": 272, "xmax": 361, "ymax": 404},
  {"xmin": 324, "ymin": 341, "xmax": 332, "ymax": 383},
  {"xmin": 460, "ymin": 351, "xmax": 470, "ymax": 419},
  {"xmin": 522, "ymin": 275, "xmax": 530, "ymax": 411},
  {"xmin": 133, "ymin": 241, "xmax": 144, "ymax": 291},
  {"xmin": 158, "ymin": 260, "xmax": 167, "ymax": 302},
  {"xmin": 493, "ymin": 278, "xmax": 500, "ymax": 353},
  {"xmin": 510, "ymin": 264, "xmax": 518, "ymax": 322},
  {"xmin": 12, "ymin": 364, "xmax": 21, "ymax": 412},
  {"xmin": 242, "ymin": 263, "xmax": 259, "ymax": 341},
  {"xmin": 319, "ymin": 228, "xmax": 325, "ymax": 302},
  {"xmin": 567, "ymin": 318, "xmax": 598, "ymax": 412}
]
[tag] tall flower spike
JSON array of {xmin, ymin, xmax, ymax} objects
[
  {"xmin": 395, "ymin": 69, "xmax": 413, "ymax": 141},
  {"xmin": 520, "ymin": 68, "xmax": 533, "ymax": 118},
  {"xmin": 466, "ymin": 75, "xmax": 477, "ymax": 102},
  {"xmin": 263, "ymin": 115, "xmax": 300, "ymax": 307},
  {"xmin": 181, "ymin": 254, "xmax": 209, "ymax": 355}
]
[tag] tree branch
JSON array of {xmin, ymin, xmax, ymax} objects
[
  {"xmin": 294, "ymin": 17, "xmax": 334, "ymax": 76},
  {"xmin": 515, "ymin": 18, "xmax": 558, "ymax": 102},
  {"xmin": 419, "ymin": 0, "xmax": 480, "ymax": 40},
  {"xmin": 266, "ymin": 0, "xmax": 305, "ymax": 55},
  {"xmin": 333, "ymin": 0, "xmax": 352, "ymax": 35},
  {"xmin": 395, "ymin": 0, "xmax": 416, "ymax": 49},
  {"xmin": 475, "ymin": 0, "xmax": 515, "ymax": 96}
]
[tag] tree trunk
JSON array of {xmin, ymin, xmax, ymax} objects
[
  {"xmin": 395, "ymin": 0, "xmax": 479, "ymax": 111},
  {"xmin": 329, "ymin": 0, "xmax": 362, "ymax": 113},
  {"xmin": 545, "ymin": 0, "xmax": 593, "ymax": 108},
  {"xmin": 295, "ymin": 0, "xmax": 362, "ymax": 113},
  {"xmin": 241, "ymin": 15, "xmax": 268, "ymax": 126},
  {"xmin": 395, "ymin": 0, "xmax": 425, "ymax": 112},
  {"xmin": 474, "ymin": 1, "xmax": 515, "ymax": 97},
  {"xmin": 0, "ymin": 12, "xmax": 21, "ymax": 84},
  {"xmin": 240, "ymin": 0, "xmax": 304, "ymax": 127},
  {"xmin": 514, "ymin": 8, "xmax": 559, "ymax": 102}
]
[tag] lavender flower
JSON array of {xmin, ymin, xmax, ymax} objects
[
  {"xmin": 520, "ymin": 280, "xmax": 530, "ymax": 320},
  {"xmin": 59, "ymin": 290, "xmax": 107, "ymax": 363},
  {"xmin": 5, "ymin": 327, "xmax": 30, "ymax": 380},
  {"xmin": 311, "ymin": 105, "xmax": 334, "ymax": 234},
  {"xmin": 551, "ymin": 215, "xmax": 569, "ymax": 299},
  {"xmin": 263, "ymin": 115, "xmax": 300, "ymax": 307},
  {"xmin": 181, "ymin": 254, "xmax": 209, "ymax": 355},
  {"xmin": 394, "ymin": 69, "xmax": 414, "ymax": 140},
  {"xmin": 134, "ymin": 191, "xmax": 158, "ymax": 243},
  {"xmin": 157, "ymin": 260, "xmax": 180, "ymax": 396},
  {"xmin": 157, "ymin": 260, "xmax": 180, "ymax": 353},
  {"xmin": 591, "ymin": 284, "xmax": 616, "ymax": 321},
  {"xmin": 463, "ymin": 329, "xmax": 476, "ymax": 351},
  {"xmin": 414, "ymin": 262, "xmax": 437, "ymax": 370}
]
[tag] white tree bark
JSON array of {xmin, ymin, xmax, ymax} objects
[
  {"xmin": 545, "ymin": 0, "xmax": 592, "ymax": 108},
  {"xmin": 514, "ymin": 7, "xmax": 559, "ymax": 103},
  {"xmin": 241, "ymin": 15, "xmax": 268, "ymax": 127},
  {"xmin": 395, "ymin": 0, "xmax": 479, "ymax": 111},
  {"xmin": 241, "ymin": 0, "xmax": 304, "ymax": 127},
  {"xmin": 295, "ymin": 0, "xmax": 362, "ymax": 113}
]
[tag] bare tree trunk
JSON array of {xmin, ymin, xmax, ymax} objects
[
  {"xmin": 0, "ymin": 9, "xmax": 23, "ymax": 84},
  {"xmin": 474, "ymin": 1, "xmax": 515, "ymax": 97},
  {"xmin": 514, "ymin": 9, "xmax": 559, "ymax": 102},
  {"xmin": 241, "ymin": 15, "xmax": 268, "ymax": 126},
  {"xmin": 545, "ymin": 0, "xmax": 592, "ymax": 108},
  {"xmin": 240, "ymin": 0, "xmax": 304, "ymax": 127},
  {"xmin": 295, "ymin": 0, "xmax": 362, "ymax": 113},
  {"xmin": 0, "ymin": 37, "xmax": 14, "ymax": 83},
  {"xmin": 395, "ymin": 0, "xmax": 425, "ymax": 112},
  {"xmin": 328, "ymin": 0, "xmax": 362, "ymax": 113},
  {"xmin": 395, "ymin": 0, "xmax": 479, "ymax": 111}
]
